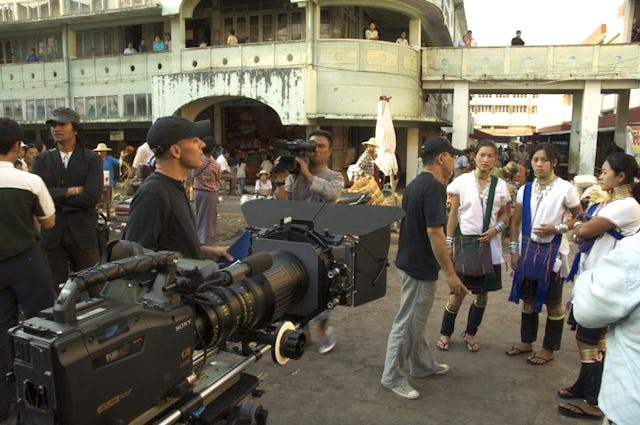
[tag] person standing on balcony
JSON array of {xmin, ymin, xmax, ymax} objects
[
  {"xmin": 466, "ymin": 30, "xmax": 477, "ymax": 47},
  {"xmin": 511, "ymin": 30, "xmax": 525, "ymax": 46},
  {"xmin": 152, "ymin": 35, "xmax": 165, "ymax": 52},
  {"xmin": 32, "ymin": 107, "xmax": 103, "ymax": 294},
  {"xmin": 123, "ymin": 42, "xmax": 137, "ymax": 55},
  {"xmin": 138, "ymin": 38, "xmax": 148, "ymax": 53},
  {"xmin": 227, "ymin": 29, "xmax": 238, "ymax": 45},
  {"xmin": 25, "ymin": 48, "xmax": 39, "ymax": 62},
  {"xmin": 365, "ymin": 22, "xmax": 379, "ymax": 40},
  {"xmin": 164, "ymin": 32, "xmax": 172, "ymax": 51},
  {"xmin": 396, "ymin": 31, "xmax": 409, "ymax": 46}
]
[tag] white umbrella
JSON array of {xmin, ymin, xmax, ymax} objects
[{"xmin": 374, "ymin": 96, "xmax": 398, "ymax": 194}]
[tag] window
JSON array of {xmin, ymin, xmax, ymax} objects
[{"xmin": 123, "ymin": 93, "xmax": 151, "ymax": 117}]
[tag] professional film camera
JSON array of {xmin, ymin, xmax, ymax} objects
[
  {"xmin": 10, "ymin": 200, "xmax": 403, "ymax": 425},
  {"xmin": 272, "ymin": 139, "xmax": 316, "ymax": 174}
]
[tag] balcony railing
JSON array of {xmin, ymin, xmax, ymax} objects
[{"xmin": 0, "ymin": 0, "xmax": 158, "ymax": 22}]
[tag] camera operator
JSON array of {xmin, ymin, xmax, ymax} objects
[
  {"xmin": 381, "ymin": 137, "xmax": 468, "ymax": 400},
  {"xmin": 123, "ymin": 116, "xmax": 231, "ymax": 262},
  {"xmin": 272, "ymin": 130, "xmax": 344, "ymax": 202},
  {"xmin": 0, "ymin": 118, "xmax": 56, "ymax": 422},
  {"xmin": 272, "ymin": 130, "xmax": 345, "ymax": 353}
]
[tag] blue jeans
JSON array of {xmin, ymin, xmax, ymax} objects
[
  {"xmin": 381, "ymin": 269, "xmax": 439, "ymax": 387},
  {"xmin": 0, "ymin": 246, "xmax": 54, "ymax": 416}
]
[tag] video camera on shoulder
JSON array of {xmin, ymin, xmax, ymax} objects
[{"xmin": 273, "ymin": 139, "xmax": 316, "ymax": 174}]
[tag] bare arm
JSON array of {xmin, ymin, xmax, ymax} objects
[
  {"xmin": 509, "ymin": 202, "xmax": 523, "ymax": 270},
  {"xmin": 427, "ymin": 226, "xmax": 468, "ymax": 296},
  {"xmin": 574, "ymin": 217, "xmax": 616, "ymax": 240},
  {"xmin": 39, "ymin": 214, "xmax": 55, "ymax": 230}
]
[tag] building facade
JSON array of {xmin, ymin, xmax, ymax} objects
[{"xmin": 0, "ymin": 0, "xmax": 469, "ymax": 184}]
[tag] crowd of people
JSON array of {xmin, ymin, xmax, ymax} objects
[
  {"xmin": 2, "ymin": 108, "xmax": 639, "ymax": 424},
  {"xmin": 121, "ymin": 33, "xmax": 172, "ymax": 55}
]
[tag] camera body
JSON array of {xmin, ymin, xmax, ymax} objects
[
  {"xmin": 11, "ymin": 201, "xmax": 403, "ymax": 425},
  {"xmin": 272, "ymin": 139, "xmax": 316, "ymax": 174}
]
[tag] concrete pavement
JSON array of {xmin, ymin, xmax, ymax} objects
[{"xmin": 215, "ymin": 197, "xmax": 585, "ymax": 425}]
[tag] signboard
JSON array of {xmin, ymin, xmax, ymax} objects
[
  {"xmin": 109, "ymin": 131, "xmax": 124, "ymax": 141},
  {"xmin": 625, "ymin": 125, "xmax": 640, "ymax": 165}
]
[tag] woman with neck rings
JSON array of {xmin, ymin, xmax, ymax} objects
[
  {"xmin": 436, "ymin": 140, "xmax": 511, "ymax": 352},
  {"xmin": 506, "ymin": 143, "xmax": 583, "ymax": 365},
  {"xmin": 557, "ymin": 152, "xmax": 640, "ymax": 419}
]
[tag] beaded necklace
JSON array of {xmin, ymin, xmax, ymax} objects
[{"xmin": 610, "ymin": 184, "xmax": 633, "ymax": 202}]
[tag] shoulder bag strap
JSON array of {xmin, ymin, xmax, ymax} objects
[
  {"xmin": 482, "ymin": 176, "xmax": 498, "ymax": 232},
  {"xmin": 521, "ymin": 182, "xmax": 533, "ymax": 237}
]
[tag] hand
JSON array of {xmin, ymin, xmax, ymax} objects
[
  {"xmin": 532, "ymin": 223, "xmax": 555, "ymax": 237},
  {"xmin": 478, "ymin": 228, "xmax": 497, "ymax": 243},
  {"xmin": 294, "ymin": 157, "xmax": 313, "ymax": 182},
  {"xmin": 445, "ymin": 274, "xmax": 469, "ymax": 296},
  {"xmin": 66, "ymin": 186, "xmax": 84, "ymax": 196},
  {"xmin": 201, "ymin": 245, "xmax": 233, "ymax": 262},
  {"xmin": 510, "ymin": 253, "xmax": 519, "ymax": 271}
]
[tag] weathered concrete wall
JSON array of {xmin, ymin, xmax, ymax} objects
[{"xmin": 152, "ymin": 68, "xmax": 307, "ymax": 124}]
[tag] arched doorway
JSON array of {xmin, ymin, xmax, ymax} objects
[{"xmin": 186, "ymin": 0, "xmax": 213, "ymax": 47}]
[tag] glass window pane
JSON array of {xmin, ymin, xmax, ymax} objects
[
  {"xmin": 13, "ymin": 100, "xmax": 22, "ymax": 120},
  {"xmin": 74, "ymin": 97, "xmax": 85, "ymax": 116},
  {"xmin": 3, "ymin": 102, "xmax": 11, "ymax": 117},
  {"xmin": 124, "ymin": 95, "xmax": 134, "ymax": 116},
  {"xmin": 291, "ymin": 12, "xmax": 303, "ymax": 40},
  {"xmin": 86, "ymin": 97, "xmax": 97, "ymax": 117},
  {"xmin": 249, "ymin": 15, "xmax": 259, "ymax": 43},
  {"xmin": 237, "ymin": 17, "xmax": 246, "ymax": 41},
  {"xmin": 26, "ymin": 100, "xmax": 35, "ymax": 120},
  {"xmin": 56, "ymin": 98, "xmax": 66, "ymax": 108},
  {"xmin": 35, "ymin": 99, "xmax": 45, "ymax": 120},
  {"xmin": 135, "ymin": 94, "xmax": 147, "ymax": 116},
  {"xmin": 46, "ymin": 99, "xmax": 56, "ymax": 117},
  {"xmin": 277, "ymin": 13, "xmax": 288, "ymax": 41},
  {"xmin": 96, "ymin": 96, "xmax": 107, "ymax": 117},
  {"xmin": 262, "ymin": 15, "xmax": 273, "ymax": 42},
  {"xmin": 108, "ymin": 95, "xmax": 119, "ymax": 117}
]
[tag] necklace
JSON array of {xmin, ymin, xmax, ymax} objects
[
  {"xmin": 534, "ymin": 174, "xmax": 556, "ymax": 199},
  {"xmin": 611, "ymin": 184, "xmax": 632, "ymax": 202},
  {"xmin": 475, "ymin": 170, "xmax": 490, "ymax": 211}
]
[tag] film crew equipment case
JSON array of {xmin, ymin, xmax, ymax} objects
[
  {"xmin": 242, "ymin": 199, "xmax": 404, "ymax": 314},
  {"xmin": 453, "ymin": 176, "xmax": 497, "ymax": 278}
]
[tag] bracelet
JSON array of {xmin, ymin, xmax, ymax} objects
[
  {"xmin": 445, "ymin": 236, "xmax": 454, "ymax": 248},
  {"xmin": 494, "ymin": 221, "xmax": 506, "ymax": 233},
  {"xmin": 508, "ymin": 241, "xmax": 519, "ymax": 254},
  {"xmin": 555, "ymin": 223, "xmax": 568, "ymax": 234},
  {"xmin": 572, "ymin": 221, "xmax": 583, "ymax": 230}
]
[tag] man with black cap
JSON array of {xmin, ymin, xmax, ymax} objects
[
  {"xmin": 381, "ymin": 137, "xmax": 468, "ymax": 400},
  {"xmin": 0, "ymin": 118, "xmax": 56, "ymax": 421},
  {"xmin": 123, "ymin": 116, "xmax": 230, "ymax": 261},
  {"xmin": 32, "ymin": 107, "xmax": 103, "ymax": 293}
]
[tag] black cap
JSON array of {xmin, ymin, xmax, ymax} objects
[
  {"xmin": 420, "ymin": 137, "xmax": 464, "ymax": 159},
  {"xmin": 146, "ymin": 116, "xmax": 211, "ymax": 155},
  {"xmin": 46, "ymin": 107, "xmax": 80, "ymax": 124}
]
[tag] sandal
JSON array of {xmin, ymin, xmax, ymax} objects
[
  {"xmin": 505, "ymin": 345, "xmax": 533, "ymax": 357},
  {"xmin": 526, "ymin": 352, "xmax": 554, "ymax": 365},
  {"xmin": 558, "ymin": 400, "xmax": 603, "ymax": 419},
  {"xmin": 557, "ymin": 387, "xmax": 580, "ymax": 400},
  {"xmin": 435, "ymin": 336, "xmax": 450, "ymax": 351},
  {"xmin": 462, "ymin": 332, "xmax": 480, "ymax": 352}
]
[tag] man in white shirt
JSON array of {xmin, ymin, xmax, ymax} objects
[
  {"xmin": 573, "ymin": 233, "xmax": 640, "ymax": 425},
  {"xmin": 216, "ymin": 148, "xmax": 237, "ymax": 194}
]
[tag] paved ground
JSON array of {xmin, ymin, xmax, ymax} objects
[
  {"xmin": 211, "ymin": 197, "xmax": 585, "ymax": 425},
  {"xmin": 3, "ymin": 196, "xmax": 587, "ymax": 425}
]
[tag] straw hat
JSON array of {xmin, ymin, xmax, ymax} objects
[
  {"xmin": 362, "ymin": 137, "xmax": 377, "ymax": 146},
  {"xmin": 258, "ymin": 169, "xmax": 270, "ymax": 176},
  {"xmin": 93, "ymin": 143, "xmax": 112, "ymax": 152}
]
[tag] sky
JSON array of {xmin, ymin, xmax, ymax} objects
[{"xmin": 463, "ymin": 0, "xmax": 622, "ymax": 47}]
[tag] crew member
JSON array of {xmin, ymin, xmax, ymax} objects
[
  {"xmin": 0, "ymin": 118, "xmax": 55, "ymax": 421},
  {"xmin": 123, "ymin": 116, "xmax": 231, "ymax": 262}
]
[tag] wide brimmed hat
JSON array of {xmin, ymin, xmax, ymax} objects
[
  {"xmin": 93, "ymin": 143, "xmax": 112, "ymax": 152},
  {"xmin": 362, "ymin": 137, "xmax": 377, "ymax": 146},
  {"xmin": 258, "ymin": 169, "xmax": 270, "ymax": 176}
]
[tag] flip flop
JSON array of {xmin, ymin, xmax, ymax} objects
[
  {"xmin": 557, "ymin": 387, "xmax": 580, "ymax": 400},
  {"xmin": 526, "ymin": 353, "xmax": 554, "ymax": 365},
  {"xmin": 504, "ymin": 345, "xmax": 533, "ymax": 356},
  {"xmin": 435, "ymin": 336, "xmax": 450, "ymax": 351},
  {"xmin": 462, "ymin": 333, "xmax": 480, "ymax": 352},
  {"xmin": 558, "ymin": 401, "xmax": 603, "ymax": 420}
]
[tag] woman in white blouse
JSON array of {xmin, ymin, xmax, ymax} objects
[
  {"xmin": 437, "ymin": 140, "xmax": 511, "ymax": 352},
  {"xmin": 558, "ymin": 152, "xmax": 640, "ymax": 419},
  {"xmin": 506, "ymin": 143, "xmax": 583, "ymax": 365}
]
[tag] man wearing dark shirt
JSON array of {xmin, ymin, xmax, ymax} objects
[
  {"xmin": 0, "ymin": 118, "xmax": 56, "ymax": 421},
  {"xmin": 124, "ymin": 116, "xmax": 230, "ymax": 261},
  {"xmin": 511, "ymin": 30, "xmax": 525, "ymax": 46},
  {"xmin": 381, "ymin": 137, "xmax": 467, "ymax": 400}
]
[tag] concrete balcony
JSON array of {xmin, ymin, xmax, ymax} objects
[
  {"xmin": 422, "ymin": 44, "xmax": 640, "ymax": 92},
  {"xmin": 0, "ymin": 0, "xmax": 158, "ymax": 22}
]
